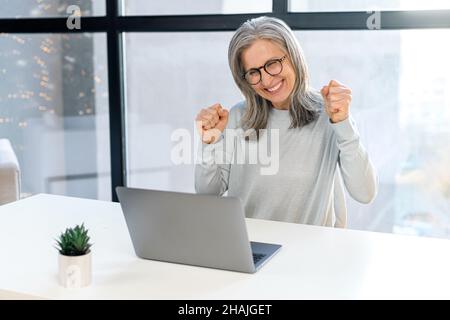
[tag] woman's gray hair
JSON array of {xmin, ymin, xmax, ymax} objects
[{"xmin": 228, "ymin": 16, "xmax": 321, "ymax": 136}]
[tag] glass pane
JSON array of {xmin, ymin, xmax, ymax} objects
[
  {"xmin": 0, "ymin": 0, "xmax": 105, "ymax": 18},
  {"xmin": 0, "ymin": 33, "xmax": 111, "ymax": 200},
  {"xmin": 125, "ymin": 30, "xmax": 450, "ymax": 240},
  {"xmin": 124, "ymin": 32, "xmax": 242, "ymax": 193},
  {"xmin": 289, "ymin": 0, "xmax": 450, "ymax": 12},
  {"xmin": 294, "ymin": 29, "xmax": 450, "ymax": 239},
  {"xmin": 122, "ymin": 0, "xmax": 271, "ymax": 16}
]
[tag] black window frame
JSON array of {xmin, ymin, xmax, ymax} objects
[{"xmin": 0, "ymin": 0, "xmax": 449, "ymax": 201}]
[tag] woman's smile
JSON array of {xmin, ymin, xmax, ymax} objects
[{"xmin": 264, "ymin": 79, "xmax": 284, "ymax": 94}]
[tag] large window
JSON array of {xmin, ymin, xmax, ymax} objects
[
  {"xmin": 0, "ymin": 33, "xmax": 111, "ymax": 200},
  {"xmin": 124, "ymin": 29, "xmax": 450, "ymax": 238}
]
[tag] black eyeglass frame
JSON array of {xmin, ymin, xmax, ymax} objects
[{"xmin": 242, "ymin": 55, "xmax": 287, "ymax": 85}]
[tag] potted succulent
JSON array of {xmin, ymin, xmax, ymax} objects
[{"xmin": 55, "ymin": 223, "xmax": 93, "ymax": 288}]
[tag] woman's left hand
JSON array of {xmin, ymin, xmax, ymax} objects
[{"xmin": 321, "ymin": 80, "xmax": 352, "ymax": 123}]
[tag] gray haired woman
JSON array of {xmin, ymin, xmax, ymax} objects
[{"xmin": 194, "ymin": 16, "xmax": 377, "ymax": 227}]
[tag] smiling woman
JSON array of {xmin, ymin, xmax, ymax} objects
[
  {"xmin": 227, "ymin": 17, "xmax": 322, "ymax": 134},
  {"xmin": 241, "ymin": 42, "xmax": 294, "ymax": 110},
  {"xmin": 194, "ymin": 16, "xmax": 378, "ymax": 227}
]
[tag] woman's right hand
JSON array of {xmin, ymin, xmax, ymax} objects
[{"xmin": 195, "ymin": 103, "xmax": 229, "ymax": 144}]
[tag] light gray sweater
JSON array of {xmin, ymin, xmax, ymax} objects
[{"xmin": 195, "ymin": 101, "xmax": 377, "ymax": 227}]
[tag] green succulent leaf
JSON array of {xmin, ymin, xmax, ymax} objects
[{"xmin": 55, "ymin": 223, "xmax": 93, "ymax": 256}]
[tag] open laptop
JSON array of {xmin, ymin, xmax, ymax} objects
[{"xmin": 116, "ymin": 187, "xmax": 281, "ymax": 273}]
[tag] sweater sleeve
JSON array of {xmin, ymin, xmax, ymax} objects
[
  {"xmin": 194, "ymin": 101, "xmax": 244, "ymax": 195},
  {"xmin": 331, "ymin": 116, "xmax": 378, "ymax": 204},
  {"xmin": 194, "ymin": 135, "xmax": 232, "ymax": 195}
]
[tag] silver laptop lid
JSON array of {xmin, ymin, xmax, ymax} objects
[{"xmin": 116, "ymin": 187, "xmax": 256, "ymax": 273}]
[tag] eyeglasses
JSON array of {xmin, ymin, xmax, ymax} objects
[{"xmin": 242, "ymin": 55, "xmax": 287, "ymax": 85}]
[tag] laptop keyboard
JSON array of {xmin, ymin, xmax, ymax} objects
[{"xmin": 252, "ymin": 253, "xmax": 266, "ymax": 264}]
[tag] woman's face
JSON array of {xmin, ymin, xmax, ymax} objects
[{"xmin": 242, "ymin": 39, "xmax": 296, "ymax": 110}]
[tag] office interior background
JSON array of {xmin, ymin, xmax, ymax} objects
[{"xmin": 0, "ymin": 0, "xmax": 449, "ymax": 239}]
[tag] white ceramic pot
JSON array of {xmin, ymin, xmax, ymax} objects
[{"xmin": 58, "ymin": 251, "xmax": 92, "ymax": 288}]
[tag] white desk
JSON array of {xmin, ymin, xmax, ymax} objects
[{"xmin": 0, "ymin": 194, "xmax": 449, "ymax": 300}]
